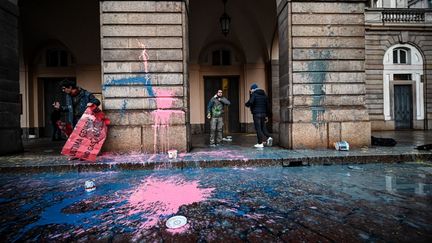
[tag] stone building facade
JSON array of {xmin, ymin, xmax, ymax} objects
[
  {"xmin": 365, "ymin": 0, "xmax": 432, "ymax": 130},
  {"xmin": 1, "ymin": 0, "xmax": 430, "ymax": 154}
]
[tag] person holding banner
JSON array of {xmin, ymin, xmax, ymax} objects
[
  {"xmin": 54, "ymin": 79, "xmax": 101, "ymax": 127},
  {"xmin": 55, "ymin": 79, "xmax": 108, "ymax": 162}
]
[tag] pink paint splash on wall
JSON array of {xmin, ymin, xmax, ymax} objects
[
  {"xmin": 153, "ymin": 88, "xmax": 176, "ymax": 109},
  {"xmin": 127, "ymin": 176, "xmax": 214, "ymax": 235},
  {"xmin": 136, "ymin": 40, "xmax": 184, "ymax": 154},
  {"xmin": 151, "ymin": 88, "xmax": 184, "ymax": 153}
]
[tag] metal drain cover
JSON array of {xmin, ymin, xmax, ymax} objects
[{"xmin": 166, "ymin": 215, "xmax": 187, "ymax": 229}]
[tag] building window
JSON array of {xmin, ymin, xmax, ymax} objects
[
  {"xmin": 46, "ymin": 49, "xmax": 69, "ymax": 67},
  {"xmin": 393, "ymin": 48, "xmax": 410, "ymax": 64},
  {"xmin": 393, "ymin": 74, "xmax": 412, "ymax": 80},
  {"xmin": 212, "ymin": 50, "xmax": 231, "ymax": 66}
]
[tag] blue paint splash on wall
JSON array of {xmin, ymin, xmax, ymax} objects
[
  {"xmin": 104, "ymin": 76, "xmax": 155, "ymax": 97},
  {"xmin": 103, "ymin": 75, "xmax": 157, "ymax": 109},
  {"xmin": 307, "ymin": 50, "xmax": 330, "ymax": 127}
]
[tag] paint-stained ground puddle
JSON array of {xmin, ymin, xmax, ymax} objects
[{"xmin": 1, "ymin": 162, "xmax": 431, "ymax": 242}]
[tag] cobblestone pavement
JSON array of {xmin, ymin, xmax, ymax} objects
[
  {"xmin": 0, "ymin": 131, "xmax": 431, "ymax": 172},
  {"xmin": 1, "ymin": 163, "xmax": 431, "ymax": 242}
]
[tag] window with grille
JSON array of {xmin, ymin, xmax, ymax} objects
[
  {"xmin": 212, "ymin": 50, "xmax": 231, "ymax": 66},
  {"xmin": 393, "ymin": 74, "xmax": 412, "ymax": 80},
  {"xmin": 46, "ymin": 49, "xmax": 69, "ymax": 67},
  {"xmin": 393, "ymin": 48, "xmax": 410, "ymax": 64}
]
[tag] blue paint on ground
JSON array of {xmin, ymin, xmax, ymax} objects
[{"xmin": 1, "ymin": 163, "xmax": 431, "ymax": 242}]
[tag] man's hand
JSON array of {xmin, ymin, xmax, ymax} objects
[
  {"xmin": 265, "ymin": 117, "xmax": 269, "ymax": 123},
  {"xmin": 207, "ymin": 113, "xmax": 211, "ymax": 119}
]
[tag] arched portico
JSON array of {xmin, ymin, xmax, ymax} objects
[{"xmin": 99, "ymin": 0, "xmax": 371, "ymax": 152}]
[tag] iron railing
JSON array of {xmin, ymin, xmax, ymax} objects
[{"xmin": 382, "ymin": 9, "xmax": 425, "ymax": 22}]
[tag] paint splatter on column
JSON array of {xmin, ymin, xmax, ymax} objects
[{"xmin": 307, "ymin": 50, "xmax": 330, "ymax": 128}]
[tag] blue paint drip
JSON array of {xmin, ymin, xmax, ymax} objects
[
  {"xmin": 120, "ymin": 100, "xmax": 128, "ymax": 117},
  {"xmin": 307, "ymin": 50, "xmax": 330, "ymax": 127}
]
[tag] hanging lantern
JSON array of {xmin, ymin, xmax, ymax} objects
[{"xmin": 219, "ymin": 0, "xmax": 230, "ymax": 36}]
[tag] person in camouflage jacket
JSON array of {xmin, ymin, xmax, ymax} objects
[{"xmin": 207, "ymin": 89, "xmax": 230, "ymax": 146}]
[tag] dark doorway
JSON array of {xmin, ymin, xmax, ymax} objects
[
  {"xmin": 394, "ymin": 84, "xmax": 413, "ymax": 129},
  {"xmin": 204, "ymin": 76, "xmax": 240, "ymax": 133},
  {"xmin": 42, "ymin": 77, "xmax": 74, "ymax": 137}
]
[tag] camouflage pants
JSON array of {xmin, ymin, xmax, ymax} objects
[{"xmin": 210, "ymin": 117, "xmax": 223, "ymax": 145}]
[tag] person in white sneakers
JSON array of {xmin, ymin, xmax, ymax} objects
[
  {"xmin": 245, "ymin": 83, "xmax": 273, "ymax": 148},
  {"xmin": 207, "ymin": 89, "xmax": 231, "ymax": 147}
]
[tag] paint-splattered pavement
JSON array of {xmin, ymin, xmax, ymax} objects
[
  {"xmin": 1, "ymin": 163, "xmax": 431, "ymax": 242},
  {"xmin": 0, "ymin": 131, "xmax": 431, "ymax": 172}
]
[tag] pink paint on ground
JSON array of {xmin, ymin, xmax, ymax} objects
[{"xmin": 127, "ymin": 176, "xmax": 214, "ymax": 234}]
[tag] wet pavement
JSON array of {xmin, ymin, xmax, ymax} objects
[
  {"xmin": 0, "ymin": 131, "xmax": 431, "ymax": 172},
  {"xmin": 1, "ymin": 163, "xmax": 431, "ymax": 242}
]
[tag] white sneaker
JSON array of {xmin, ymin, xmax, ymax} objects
[
  {"xmin": 254, "ymin": 143, "xmax": 264, "ymax": 148},
  {"xmin": 266, "ymin": 137, "xmax": 273, "ymax": 147}
]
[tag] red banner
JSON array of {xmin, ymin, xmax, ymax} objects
[{"xmin": 61, "ymin": 106, "xmax": 110, "ymax": 162}]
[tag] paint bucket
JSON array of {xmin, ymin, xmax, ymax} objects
[
  {"xmin": 168, "ymin": 149, "xmax": 178, "ymax": 159},
  {"xmin": 166, "ymin": 215, "xmax": 187, "ymax": 229},
  {"xmin": 334, "ymin": 141, "xmax": 350, "ymax": 151},
  {"xmin": 84, "ymin": 180, "xmax": 96, "ymax": 192}
]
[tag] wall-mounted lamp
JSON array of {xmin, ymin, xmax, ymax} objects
[{"xmin": 219, "ymin": 0, "xmax": 231, "ymax": 36}]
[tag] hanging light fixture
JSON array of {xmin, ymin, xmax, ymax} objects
[{"xmin": 219, "ymin": 0, "xmax": 231, "ymax": 36}]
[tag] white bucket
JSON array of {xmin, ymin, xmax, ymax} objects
[
  {"xmin": 84, "ymin": 180, "xmax": 96, "ymax": 192},
  {"xmin": 168, "ymin": 149, "xmax": 178, "ymax": 159},
  {"xmin": 334, "ymin": 141, "xmax": 350, "ymax": 151}
]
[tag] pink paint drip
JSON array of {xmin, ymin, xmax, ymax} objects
[
  {"xmin": 135, "ymin": 41, "xmax": 184, "ymax": 154},
  {"xmin": 137, "ymin": 40, "xmax": 149, "ymax": 73},
  {"xmin": 127, "ymin": 176, "xmax": 214, "ymax": 234},
  {"xmin": 154, "ymin": 88, "xmax": 177, "ymax": 109},
  {"xmin": 151, "ymin": 88, "xmax": 184, "ymax": 153}
]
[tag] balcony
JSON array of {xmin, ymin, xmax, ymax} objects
[
  {"xmin": 365, "ymin": 8, "xmax": 432, "ymax": 27},
  {"xmin": 382, "ymin": 9, "xmax": 424, "ymax": 22}
]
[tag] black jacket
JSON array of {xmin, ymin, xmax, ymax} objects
[{"xmin": 245, "ymin": 89, "xmax": 269, "ymax": 115}]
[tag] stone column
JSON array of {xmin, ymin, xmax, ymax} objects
[
  {"xmin": 0, "ymin": 0, "xmax": 23, "ymax": 155},
  {"xmin": 100, "ymin": 1, "xmax": 189, "ymax": 153},
  {"xmin": 278, "ymin": 0, "xmax": 370, "ymax": 149}
]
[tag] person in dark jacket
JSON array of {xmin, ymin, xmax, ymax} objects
[
  {"xmin": 207, "ymin": 89, "xmax": 230, "ymax": 147},
  {"xmin": 245, "ymin": 83, "xmax": 272, "ymax": 148},
  {"xmin": 54, "ymin": 79, "xmax": 101, "ymax": 127}
]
